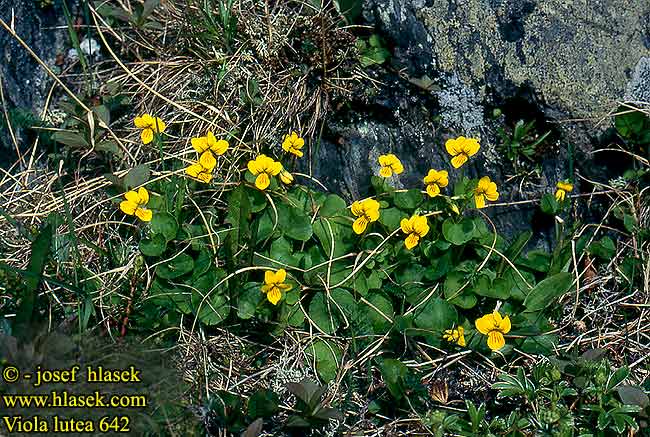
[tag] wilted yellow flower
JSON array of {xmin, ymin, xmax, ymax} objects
[
  {"xmin": 350, "ymin": 198, "xmax": 380, "ymax": 234},
  {"xmin": 247, "ymin": 154, "xmax": 282, "ymax": 190},
  {"xmin": 445, "ymin": 136, "xmax": 480, "ymax": 168},
  {"xmin": 443, "ymin": 326, "xmax": 466, "ymax": 347},
  {"xmin": 555, "ymin": 181, "xmax": 573, "ymax": 202},
  {"xmin": 279, "ymin": 168, "xmax": 294, "ymax": 185},
  {"xmin": 119, "ymin": 187, "xmax": 153, "ymax": 222},
  {"xmin": 475, "ymin": 311, "xmax": 511, "ymax": 351},
  {"xmin": 261, "ymin": 269, "xmax": 292, "ymax": 305},
  {"xmin": 282, "ymin": 132, "xmax": 305, "ymax": 157},
  {"xmin": 186, "ymin": 151, "xmax": 217, "ymax": 183},
  {"xmin": 423, "ymin": 169, "xmax": 449, "ymax": 197},
  {"xmin": 378, "ymin": 154, "xmax": 404, "ymax": 178},
  {"xmin": 134, "ymin": 114, "xmax": 166, "ymax": 145},
  {"xmin": 474, "ymin": 176, "xmax": 499, "ymax": 209},
  {"xmin": 191, "ymin": 131, "xmax": 229, "ymax": 156},
  {"xmin": 400, "ymin": 214, "xmax": 429, "ymax": 249}
]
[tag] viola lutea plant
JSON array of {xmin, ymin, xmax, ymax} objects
[{"xmin": 115, "ymin": 127, "xmax": 579, "ymax": 381}]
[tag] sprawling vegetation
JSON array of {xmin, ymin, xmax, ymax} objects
[{"xmin": 1, "ymin": 1, "xmax": 649, "ymax": 436}]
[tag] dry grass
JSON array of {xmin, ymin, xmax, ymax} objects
[{"xmin": 0, "ymin": 1, "xmax": 649, "ymax": 435}]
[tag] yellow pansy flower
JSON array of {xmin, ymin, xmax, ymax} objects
[
  {"xmin": 423, "ymin": 169, "xmax": 449, "ymax": 197},
  {"xmin": 282, "ymin": 132, "xmax": 305, "ymax": 157},
  {"xmin": 191, "ymin": 131, "xmax": 229, "ymax": 156},
  {"xmin": 247, "ymin": 154, "xmax": 283, "ymax": 190},
  {"xmin": 186, "ymin": 151, "xmax": 217, "ymax": 183},
  {"xmin": 279, "ymin": 168, "xmax": 294, "ymax": 185},
  {"xmin": 445, "ymin": 136, "xmax": 480, "ymax": 168},
  {"xmin": 134, "ymin": 114, "xmax": 166, "ymax": 145},
  {"xmin": 261, "ymin": 269, "xmax": 292, "ymax": 305},
  {"xmin": 475, "ymin": 311, "xmax": 511, "ymax": 351},
  {"xmin": 378, "ymin": 154, "xmax": 404, "ymax": 178},
  {"xmin": 400, "ymin": 214, "xmax": 429, "ymax": 249},
  {"xmin": 119, "ymin": 187, "xmax": 153, "ymax": 222},
  {"xmin": 555, "ymin": 181, "xmax": 573, "ymax": 202},
  {"xmin": 474, "ymin": 176, "xmax": 499, "ymax": 209},
  {"xmin": 443, "ymin": 326, "xmax": 466, "ymax": 347},
  {"xmin": 350, "ymin": 198, "xmax": 381, "ymax": 234}
]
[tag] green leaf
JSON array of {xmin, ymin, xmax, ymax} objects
[
  {"xmin": 523, "ymin": 272, "xmax": 574, "ymax": 312},
  {"xmin": 150, "ymin": 212, "xmax": 178, "ymax": 241},
  {"xmin": 309, "ymin": 293, "xmax": 340, "ymax": 334},
  {"xmin": 191, "ymin": 270, "xmax": 229, "ymax": 326},
  {"xmin": 379, "ymin": 358, "xmax": 408, "ymax": 400},
  {"xmin": 139, "ymin": 233, "xmax": 167, "ymax": 256},
  {"xmin": 516, "ymin": 250, "xmax": 551, "ymax": 273},
  {"xmin": 444, "ymin": 271, "xmax": 477, "ymax": 309},
  {"xmin": 540, "ymin": 193, "xmax": 558, "ymax": 215},
  {"xmin": 95, "ymin": 140, "xmax": 122, "ymax": 158},
  {"xmin": 225, "ymin": 185, "xmax": 252, "ymax": 262},
  {"xmin": 320, "ymin": 194, "xmax": 347, "ymax": 217},
  {"xmin": 52, "ymin": 131, "xmax": 88, "ymax": 148},
  {"xmin": 615, "ymin": 107, "xmax": 649, "ymax": 139},
  {"xmin": 123, "ymin": 164, "xmax": 151, "ymax": 189},
  {"xmin": 607, "ymin": 367, "xmax": 630, "ymax": 391},
  {"xmin": 473, "ymin": 274, "xmax": 509, "ymax": 299},
  {"xmin": 156, "ymin": 253, "xmax": 194, "ymax": 279},
  {"xmin": 309, "ymin": 340, "xmax": 341, "ymax": 383},
  {"xmin": 442, "ymin": 218, "xmax": 476, "ymax": 245},
  {"xmin": 15, "ymin": 222, "xmax": 52, "ymax": 330},
  {"xmin": 281, "ymin": 205, "xmax": 313, "ymax": 241},
  {"xmin": 237, "ymin": 282, "xmax": 262, "ymax": 319},
  {"xmin": 378, "ymin": 207, "xmax": 407, "ymax": 230},
  {"xmin": 394, "ymin": 189, "xmax": 422, "ymax": 210},
  {"xmin": 588, "ymin": 236, "xmax": 616, "ymax": 260},
  {"xmin": 335, "ymin": 0, "xmax": 363, "ymax": 23},
  {"xmin": 360, "ymin": 291, "xmax": 394, "ymax": 333},
  {"xmin": 616, "ymin": 386, "xmax": 650, "ymax": 408},
  {"xmin": 413, "ymin": 297, "xmax": 458, "ymax": 333},
  {"xmin": 499, "ymin": 231, "xmax": 532, "ymax": 273},
  {"xmin": 247, "ymin": 389, "xmax": 279, "ymax": 419}
]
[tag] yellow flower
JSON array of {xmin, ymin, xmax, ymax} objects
[
  {"xmin": 261, "ymin": 269, "xmax": 292, "ymax": 305},
  {"xmin": 279, "ymin": 168, "xmax": 294, "ymax": 185},
  {"xmin": 134, "ymin": 114, "xmax": 166, "ymax": 145},
  {"xmin": 443, "ymin": 326, "xmax": 466, "ymax": 347},
  {"xmin": 119, "ymin": 187, "xmax": 153, "ymax": 222},
  {"xmin": 186, "ymin": 151, "xmax": 217, "ymax": 183},
  {"xmin": 191, "ymin": 131, "xmax": 229, "ymax": 156},
  {"xmin": 400, "ymin": 214, "xmax": 429, "ymax": 249},
  {"xmin": 350, "ymin": 198, "xmax": 381, "ymax": 234},
  {"xmin": 445, "ymin": 136, "xmax": 480, "ymax": 168},
  {"xmin": 474, "ymin": 176, "xmax": 499, "ymax": 209},
  {"xmin": 247, "ymin": 154, "xmax": 282, "ymax": 190},
  {"xmin": 423, "ymin": 169, "xmax": 449, "ymax": 197},
  {"xmin": 475, "ymin": 311, "xmax": 511, "ymax": 351},
  {"xmin": 282, "ymin": 132, "xmax": 305, "ymax": 157},
  {"xmin": 378, "ymin": 154, "xmax": 404, "ymax": 178},
  {"xmin": 555, "ymin": 181, "xmax": 573, "ymax": 202}
]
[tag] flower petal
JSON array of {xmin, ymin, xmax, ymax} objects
[
  {"xmin": 186, "ymin": 163, "xmax": 203, "ymax": 178},
  {"xmin": 267, "ymin": 287, "xmax": 282, "ymax": 305},
  {"xmin": 152, "ymin": 117, "xmax": 166, "ymax": 133},
  {"xmin": 457, "ymin": 333, "xmax": 466, "ymax": 347},
  {"xmin": 255, "ymin": 173, "xmax": 270, "ymax": 190},
  {"xmin": 213, "ymin": 139, "xmax": 229, "ymax": 155},
  {"xmin": 199, "ymin": 151, "xmax": 217, "ymax": 170},
  {"xmin": 120, "ymin": 200, "xmax": 137, "ymax": 215},
  {"xmin": 137, "ymin": 187, "xmax": 149, "ymax": 205},
  {"xmin": 247, "ymin": 158, "xmax": 261, "ymax": 175},
  {"xmin": 191, "ymin": 137, "xmax": 208, "ymax": 153},
  {"xmin": 426, "ymin": 183, "xmax": 440, "ymax": 197},
  {"xmin": 124, "ymin": 190, "xmax": 140, "ymax": 203},
  {"xmin": 463, "ymin": 138, "xmax": 480, "ymax": 156},
  {"xmin": 135, "ymin": 207, "xmax": 153, "ymax": 222},
  {"xmin": 413, "ymin": 216, "xmax": 429, "ymax": 237},
  {"xmin": 555, "ymin": 189, "xmax": 565, "ymax": 201},
  {"xmin": 141, "ymin": 128, "xmax": 154, "ymax": 144},
  {"xmin": 475, "ymin": 193, "xmax": 486, "ymax": 209},
  {"xmin": 500, "ymin": 315, "xmax": 511, "ymax": 334},
  {"xmin": 404, "ymin": 233, "xmax": 419, "ymax": 250},
  {"xmin": 353, "ymin": 217, "xmax": 369, "ymax": 234},
  {"xmin": 450, "ymin": 154, "xmax": 468, "ymax": 168},
  {"xmin": 487, "ymin": 331, "xmax": 505, "ymax": 351},
  {"xmin": 275, "ymin": 269, "xmax": 287, "ymax": 283},
  {"xmin": 475, "ymin": 314, "xmax": 492, "ymax": 334},
  {"xmin": 400, "ymin": 217, "xmax": 412, "ymax": 233},
  {"xmin": 445, "ymin": 138, "xmax": 461, "ymax": 156}
]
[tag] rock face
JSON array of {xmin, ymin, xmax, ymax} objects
[
  {"xmin": 366, "ymin": 0, "xmax": 650, "ymax": 127},
  {"xmin": 309, "ymin": 0, "xmax": 650, "ymax": 244},
  {"xmin": 0, "ymin": 0, "xmax": 66, "ymax": 157}
]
